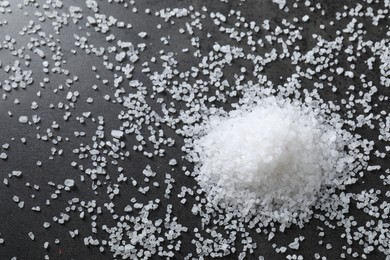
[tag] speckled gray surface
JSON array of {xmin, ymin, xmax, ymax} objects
[{"xmin": 0, "ymin": 0, "xmax": 389, "ymax": 259}]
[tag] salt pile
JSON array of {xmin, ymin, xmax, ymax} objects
[{"xmin": 191, "ymin": 97, "xmax": 351, "ymax": 224}]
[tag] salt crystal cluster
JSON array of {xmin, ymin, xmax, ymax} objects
[{"xmin": 192, "ymin": 97, "xmax": 350, "ymax": 223}]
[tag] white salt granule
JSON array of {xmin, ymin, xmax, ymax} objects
[
  {"xmin": 272, "ymin": 0, "xmax": 286, "ymax": 9},
  {"xmin": 28, "ymin": 232, "xmax": 35, "ymax": 240},
  {"xmin": 64, "ymin": 179, "xmax": 75, "ymax": 187},
  {"xmin": 302, "ymin": 15, "xmax": 310, "ymax": 22},
  {"xmin": 138, "ymin": 32, "xmax": 147, "ymax": 38},
  {"xmin": 191, "ymin": 97, "xmax": 349, "ymax": 224},
  {"xmin": 12, "ymin": 171, "xmax": 22, "ymax": 177},
  {"xmin": 87, "ymin": 16, "xmax": 96, "ymax": 25},
  {"xmin": 18, "ymin": 116, "xmax": 28, "ymax": 124},
  {"xmin": 0, "ymin": 153, "xmax": 7, "ymax": 160},
  {"xmin": 169, "ymin": 159, "xmax": 177, "ymax": 166},
  {"xmin": 111, "ymin": 130, "xmax": 124, "ymax": 139}
]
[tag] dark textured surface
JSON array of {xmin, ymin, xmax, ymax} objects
[{"xmin": 0, "ymin": 0, "xmax": 389, "ymax": 259}]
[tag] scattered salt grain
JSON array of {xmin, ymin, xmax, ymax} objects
[
  {"xmin": 0, "ymin": 153, "xmax": 7, "ymax": 160},
  {"xmin": 28, "ymin": 232, "xmax": 35, "ymax": 241},
  {"xmin": 12, "ymin": 171, "xmax": 22, "ymax": 177},
  {"xmin": 169, "ymin": 159, "xmax": 177, "ymax": 166},
  {"xmin": 138, "ymin": 32, "xmax": 147, "ymax": 38},
  {"xmin": 111, "ymin": 130, "xmax": 124, "ymax": 139},
  {"xmin": 18, "ymin": 116, "xmax": 28, "ymax": 124},
  {"xmin": 64, "ymin": 179, "xmax": 75, "ymax": 188}
]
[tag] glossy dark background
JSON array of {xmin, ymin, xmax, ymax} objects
[{"xmin": 0, "ymin": 0, "xmax": 388, "ymax": 259}]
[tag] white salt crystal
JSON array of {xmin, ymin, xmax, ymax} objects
[
  {"xmin": 336, "ymin": 67, "xmax": 344, "ymax": 75},
  {"xmin": 35, "ymin": 49, "xmax": 45, "ymax": 58},
  {"xmin": 12, "ymin": 171, "xmax": 22, "ymax": 177},
  {"xmin": 28, "ymin": 232, "xmax": 35, "ymax": 240},
  {"xmin": 64, "ymin": 179, "xmax": 75, "ymax": 187},
  {"xmin": 87, "ymin": 16, "xmax": 96, "ymax": 25},
  {"xmin": 0, "ymin": 153, "xmax": 7, "ymax": 160},
  {"xmin": 289, "ymin": 239, "xmax": 300, "ymax": 250},
  {"xmin": 111, "ymin": 130, "xmax": 124, "ymax": 139},
  {"xmin": 19, "ymin": 116, "xmax": 28, "ymax": 124},
  {"xmin": 138, "ymin": 32, "xmax": 147, "ymax": 38},
  {"xmin": 272, "ymin": 0, "xmax": 286, "ymax": 9},
  {"xmin": 169, "ymin": 159, "xmax": 177, "ymax": 166}
]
